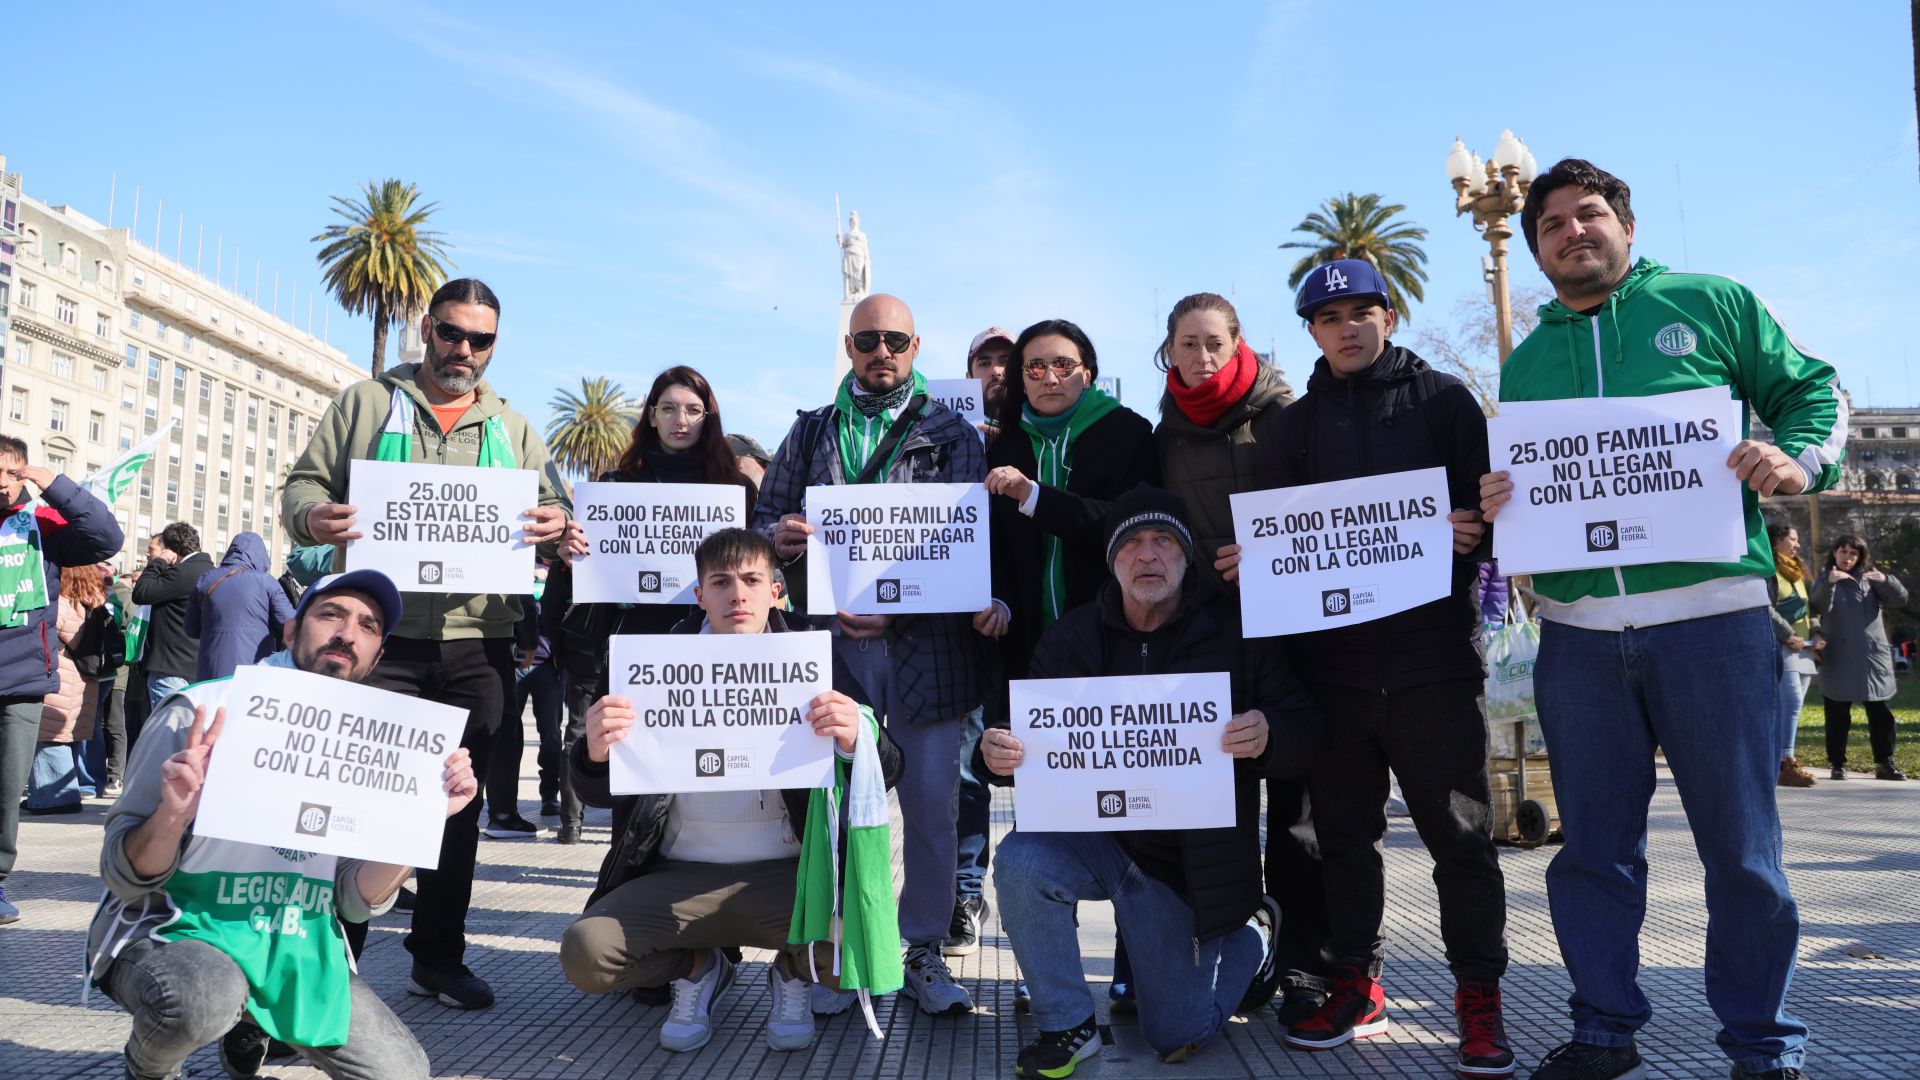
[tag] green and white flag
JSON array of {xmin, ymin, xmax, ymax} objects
[
  {"xmin": 83, "ymin": 422, "xmax": 177, "ymax": 505},
  {"xmin": 108, "ymin": 590, "xmax": 149, "ymax": 663}
]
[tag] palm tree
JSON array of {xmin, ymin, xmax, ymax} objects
[
  {"xmin": 1280, "ymin": 193, "xmax": 1430, "ymax": 321},
  {"xmin": 313, "ymin": 179, "xmax": 453, "ymax": 377},
  {"xmin": 546, "ymin": 377, "xmax": 641, "ymax": 479}
]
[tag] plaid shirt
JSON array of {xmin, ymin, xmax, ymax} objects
[{"xmin": 751, "ymin": 400, "xmax": 987, "ymax": 724}]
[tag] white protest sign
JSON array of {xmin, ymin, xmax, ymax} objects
[
  {"xmin": 1488, "ymin": 386, "xmax": 1744, "ymax": 574},
  {"xmin": 347, "ymin": 459, "xmax": 538, "ymax": 594},
  {"xmin": 194, "ymin": 664, "xmax": 467, "ymax": 868},
  {"xmin": 804, "ymin": 483, "xmax": 990, "ymax": 615},
  {"xmin": 608, "ymin": 630, "xmax": 835, "ymax": 794},
  {"xmin": 926, "ymin": 379, "xmax": 987, "ymax": 426},
  {"xmin": 1010, "ymin": 672, "xmax": 1233, "ymax": 832},
  {"xmin": 570, "ymin": 482, "xmax": 748, "ymax": 604},
  {"xmin": 1230, "ymin": 468, "xmax": 1454, "ymax": 637}
]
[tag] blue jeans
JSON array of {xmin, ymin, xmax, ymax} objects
[
  {"xmin": 955, "ymin": 707, "xmax": 991, "ymax": 899},
  {"xmin": 994, "ymin": 831, "xmax": 1260, "ymax": 1056},
  {"xmin": 146, "ymin": 674, "xmax": 189, "ymax": 715},
  {"xmin": 1776, "ymin": 649, "xmax": 1813, "ymax": 760},
  {"xmin": 1535, "ymin": 606, "xmax": 1806, "ymax": 1073},
  {"xmin": 25, "ymin": 742, "xmax": 83, "ymax": 808}
]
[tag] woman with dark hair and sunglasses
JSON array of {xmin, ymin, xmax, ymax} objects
[
  {"xmin": 1812, "ymin": 534, "xmax": 1909, "ymax": 780},
  {"xmin": 543, "ymin": 367, "xmax": 757, "ymax": 846}
]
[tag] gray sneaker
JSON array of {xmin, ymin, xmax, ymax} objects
[
  {"xmin": 0, "ymin": 884, "xmax": 17, "ymax": 925},
  {"xmin": 902, "ymin": 945, "xmax": 973, "ymax": 1015},
  {"xmin": 660, "ymin": 949, "xmax": 734, "ymax": 1052},
  {"xmin": 811, "ymin": 983, "xmax": 858, "ymax": 1015},
  {"xmin": 765, "ymin": 965, "xmax": 816, "ymax": 1051}
]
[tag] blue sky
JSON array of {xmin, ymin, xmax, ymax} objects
[{"xmin": 9, "ymin": 1, "xmax": 1918, "ymax": 448}]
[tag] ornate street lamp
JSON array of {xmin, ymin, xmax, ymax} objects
[{"xmin": 1447, "ymin": 130, "xmax": 1537, "ymax": 364}]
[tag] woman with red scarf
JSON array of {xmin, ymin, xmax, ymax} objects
[{"xmin": 1151, "ymin": 293, "xmax": 1331, "ymax": 1026}]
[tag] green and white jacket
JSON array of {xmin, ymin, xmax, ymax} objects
[
  {"xmin": 1499, "ymin": 258, "xmax": 1847, "ymax": 629},
  {"xmin": 87, "ymin": 652, "xmax": 392, "ymax": 1047}
]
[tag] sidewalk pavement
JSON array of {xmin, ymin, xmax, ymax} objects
[{"xmin": 3, "ymin": 722, "xmax": 1917, "ymax": 1079}]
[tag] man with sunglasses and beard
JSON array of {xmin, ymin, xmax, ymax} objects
[
  {"xmin": 281, "ymin": 278, "xmax": 571, "ymax": 1011},
  {"xmin": 751, "ymin": 293, "xmax": 999, "ymax": 1017}
]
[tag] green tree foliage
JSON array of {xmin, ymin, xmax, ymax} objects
[
  {"xmin": 313, "ymin": 179, "xmax": 453, "ymax": 377},
  {"xmin": 546, "ymin": 377, "xmax": 640, "ymax": 480},
  {"xmin": 1281, "ymin": 193, "xmax": 1430, "ymax": 321}
]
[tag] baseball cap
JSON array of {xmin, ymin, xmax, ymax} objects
[
  {"xmin": 294, "ymin": 569, "xmax": 404, "ymax": 640},
  {"xmin": 726, "ymin": 433, "xmax": 771, "ymax": 465},
  {"xmin": 967, "ymin": 327, "xmax": 1015, "ymax": 359},
  {"xmin": 1294, "ymin": 258, "xmax": 1393, "ymax": 319}
]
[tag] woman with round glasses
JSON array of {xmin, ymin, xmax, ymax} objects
[
  {"xmin": 545, "ymin": 366, "xmax": 757, "ymax": 846},
  {"xmin": 984, "ymin": 320, "xmax": 1159, "ymax": 679}
]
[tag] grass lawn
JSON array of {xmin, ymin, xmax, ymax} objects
[{"xmin": 1795, "ymin": 674, "xmax": 1920, "ymax": 776}]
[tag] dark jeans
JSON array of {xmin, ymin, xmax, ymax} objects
[
  {"xmin": 1823, "ymin": 697, "xmax": 1898, "ymax": 765},
  {"xmin": 83, "ymin": 679, "xmax": 128, "ymax": 788},
  {"xmin": 0, "ymin": 697, "xmax": 40, "ymax": 881},
  {"xmin": 484, "ymin": 660, "xmax": 564, "ymax": 819},
  {"xmin": 1306, "ymin": 679, "xmax": 1508, "ymax": 984},
  {"xmin": 104, "ymin": 936, "xmax": 428, "ymax": 1079},
  {"xmin": 344, "ymin": 634, "xmax": 512, "ymax": 971},
  {"xmin": 955, "ymin": 706, "xmax": 991, "ymax": 900},
  {"xmin": 1535, "ymin": 608, "xmax": 1805, "ymax": 1073},
  {"xmin": 560, "ymin": 680, "xmax": 594, "ymax": 830},
  {"xmin": 124, "ymin": 668, "xmax": 152, "ymax": 753},
  {"xmin": 1264, "ymin": 774, "xmax": 1334, "ymax": 991}
]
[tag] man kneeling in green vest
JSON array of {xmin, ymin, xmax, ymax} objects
[{"xmin": 86, "ymin": 569, "xmax": 477, "ymax": 1080}]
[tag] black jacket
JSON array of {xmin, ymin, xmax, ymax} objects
[
  {"xmin": 980, "ymin": 577, "xmax": 1321, "ymax": 942},
  {"xmin": 1261, "ymin": 345, "xmax": 1489, "ymax": 693},
  {"xmin": 566, "ymin": 609, "xmax": 904, "ymax": 906},
  {"xmin": 988, "ymin": 405, "xmax": 1160, "ymax": 682},
  {"xmin": 1154, "ymin": 362, "xmax": 1295, "ymax": 590},
  {"xmin": 131, "ymin": 551, "xmax": 216, "ymax": 681}
]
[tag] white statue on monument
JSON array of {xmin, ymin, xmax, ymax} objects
[{"xmin": 839, "ymin": 209, "xmax": 870, "ymax": 302}]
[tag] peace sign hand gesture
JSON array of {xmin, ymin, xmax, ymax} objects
[{"xmin": 159, "ymin": 705, "xmax": 226, "ymax": 820}]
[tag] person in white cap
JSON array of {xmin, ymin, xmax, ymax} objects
[{"xmin": 966, "ymin": 327, "xmax": 1014, "ymax": 444}]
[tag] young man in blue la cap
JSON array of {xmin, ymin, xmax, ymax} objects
[{"xmin": 1230, "ymin": 259, "xmax": 1512, "ymax": 1076}]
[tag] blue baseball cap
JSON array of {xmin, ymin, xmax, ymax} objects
[
  {"xmin": 1294, "ymin": 258, "xmax": 1393, "ymax": 319},
  {"xmin": 294, "ymin": 569, "xmax": 405, "ymax": 639}
]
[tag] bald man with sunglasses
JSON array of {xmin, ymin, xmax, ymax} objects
[{"xmin": 750, "ymin": 293, "xmax": 1000, "ymax": 1017}]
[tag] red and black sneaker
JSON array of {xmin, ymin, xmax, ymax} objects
[
  {"xmin": 1284, "ymin": 967, "xmax": 1389, "ymax": 1050},
  {"xmin": 1455, "ymin": 979, "xmax": 1515, "ymax": 1078}
]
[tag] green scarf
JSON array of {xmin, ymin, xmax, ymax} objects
[
  {"xmin": 1019, "ymin": 385, "xmax": 1119, "ymax": 626},
  {"xmin": 790, "ymin": 707, "xmax": 900, "ymax": 1039},
  {"xmin": 375, "ymin": 386, "xmax": 517, "ymax": 467},
  {"xmin": 832, "ymin": 371, "xmax": 927, "ymax": 485},
  {"xmin": 0, "ymin": 506, "xmax": 50, "ymax": 629}
]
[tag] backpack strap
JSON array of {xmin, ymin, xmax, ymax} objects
[{"xmin": 853, "ymin": 393, "xmax": 929, "ymax": 485}]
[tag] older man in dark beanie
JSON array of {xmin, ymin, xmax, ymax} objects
[{"xmin": 977, "ymin": 485, "xmax": 1321, "ymax": 1077}]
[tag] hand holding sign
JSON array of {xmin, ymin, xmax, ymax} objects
[
  {"xmin": 775, "ymin": 513, "xmax": 814, "ymax": 560},
  {"xmin": 1221, "ymin": 710, "xmax": 1268, "ymax": 759},
  {"xmin": 440, "ymin": 747, "xmax": 478, "ymax": 818},
  {"xmin": 307, "ymin": 502, "xmax": 364, "ymax": 544},
  {"xmin": 585, "ymin": 695, "xmax": 635, "ymax": 763},
  {"xmin": 1447, "ymin": 510, "xmax": 1486, "ymax": 555},
  {"xmin": 160, "ymin": 704, "xmax": 226, "ymax": 819},
  {"xmin": 984, "ymin": 466, "xmax": 1035, "ymax": 503},
  {"xmin": 806, "ymin": 690, "xmax": 863, "ymax": 753},
  {"xmin": 521, "ymin": 504, "xmax": 568, "ymax": 545}
]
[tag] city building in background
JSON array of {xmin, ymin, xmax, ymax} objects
[{"xmin": 0, "ymin": 151, "xmax": 364, "ymax": 572}]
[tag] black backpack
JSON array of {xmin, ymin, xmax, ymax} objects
[{"xmin": 71, "ymin": 604, "xmax": 125, "ymax": 681}]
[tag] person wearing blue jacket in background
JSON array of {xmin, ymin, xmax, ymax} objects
[
  {"xmin": 184, "ymin": 531, "xmax": 296, "ymax": 682},
  {"xmin": 0, "ymin": 434, "xmax": 126, "ymax": 925}
]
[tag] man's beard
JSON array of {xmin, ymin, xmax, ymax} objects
[
  {"xmin": 427, "ymin": 340, "xmax": 488, "ymax": 395},
  {"xmin": 296, "ymin": 639, "xmax": 365, "ymax": 681},
  {"xmin": 1545, "ymin": 242, "xmax": 1632, "ymax": 300}
]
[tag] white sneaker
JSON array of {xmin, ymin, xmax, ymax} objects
[
  {"xmin": 901, "ymin": 945, "xmax": 973, "ymax": 1015},
  {"xmin": 811, "ymin": 983, "xmax": 858, "ymax": 1016},
  {"xmin": 660, "ymin": 948, "xmax": 733, "ymax": 1052},
  {"xmin": 766, "ymin": 965, "xmax": 816, "ymax": 1051}
]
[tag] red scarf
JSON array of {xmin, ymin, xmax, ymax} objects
[{"xmin": 1166, "ymin": 339, "xmax": 1257, "ymax": 427}]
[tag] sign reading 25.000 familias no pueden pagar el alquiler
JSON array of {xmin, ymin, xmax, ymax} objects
[
  {"xmin": 1229, "ymin": 467, "xmax": 1455, "ymax": 638},
  {"xmin": 607, "ymin": 630, "xmax": 836, "ymax": 795},
  {"xmin": 346, "ymin": 459, "xmax": 538, "ymax": 595},
  {"xmin": 804, "ymin": 482, "xmax": 990, "ymax": 616},
  {"xmin": 1487, "ymin": 386, "xmax": 1744, "ymax": 575},
  {"xmin": 569, "ymin": 482, "xmax": 748, "ymax": 604},
  {"xmin": 1010, "ymin": 672, "xmax": 1233, "ymax": 833}
]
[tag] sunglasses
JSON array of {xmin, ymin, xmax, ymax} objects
[
  {"xmin": 430, "ymin": 316, "xmax": 497, "ymax": 352},
  {"xmin": 851, "ymin": 330, "xmax": 913, "ymax": 354},
  {"xmin": 1022, "ymin": 356, "xmax": 1084, "ymax": 379}
]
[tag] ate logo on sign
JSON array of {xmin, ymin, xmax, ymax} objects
[
  {"xmin": 694, "ymin": 749, "xmax": 725, "ymax": 777},
  {"xmin": 1322, "ymin": 588, "xmax": 1351, "ymax": 616},
  {"xmin": 637, "ymin": 571, "xmax": 662, "ymax": 594},
  {"xmin": 1096, "ymin": 791, "xmax": 1127, "ymax": 818},
  {"xmin": 295, "ymin": 802, "xmax": 331, "ymax": 837},
  {"xmin": 876, "ymin": 579, "xmax": 902, "ymax": 604},
  {"xmin": 418, "ymin": 562, "xmax": 443, "ymax": 585},
  {"xmin": 1586, "ymin": 521, "xmax": 1620, "ymax": 552}
]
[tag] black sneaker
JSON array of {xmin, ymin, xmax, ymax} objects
[
  {"xmin": 1107, "ymin": 980, "xmax": 1136, "ymax": 1015},
  {"xmin": 1876, "ymin": 760, "xmax": 1908, "ymax": 781},
  {"xmin": 1455, "ymin": 979, "xmax": 1514, "ymax": 1077},
  {"xmin": 1284, "ymin": 966, "xmax": 1388, "ymax": 1049},
  {"xmin": 943, "ymin": 896, "xmax": 987, "ymax": 956},
  {"xmin": 556, "ymin": 823, "xmax": 582, "ymax": 845},
  {"xmin": 1530, "ymin": 1039, "xmax": 1647, "ymax": 1080},
  {"xmin": 540, "ymin": 799, "xmax": 562, "ymax": 817},
  {"xmin": 1015, "ymin": 1015, "xmax": 1100, "ymax": 1078},
  {"xmin": 406, "ymin": 963, "xmax": 495, "ymax": 1009},
  {"xmin": 1012, "ymin": 980, "xmax": 1031, "ymax": 1012},
  {"xmin": 393, "ymin": 885, "xmax": 416, "ymax": 912},
  {"xmin": 1237, "ymin": 895, "xmax": 1285, "ymax": 1014},
  {"xmin": 1275, "ymin": 985, "xmax": 1329, "ymax": 1027},
  {"xmin": 217, "ymin": 1018, "xmax": 269, "ymax": 1077},
  {"xmin": 482, "ymin": 813, "xmax": 542, "ymax": 839}
]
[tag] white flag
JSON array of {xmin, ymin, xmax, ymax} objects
[{"xmin": 82, "ymin": 421, "xmax": 177, "ymax": 504}]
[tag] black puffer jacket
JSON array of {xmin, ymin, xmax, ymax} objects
[
  {"xmin": 1155, "ymin": 363, "xmax": 1295, "ymax": 589},
  {"xmin": 980, "ymin": 576, "xmax": 1321, "ymax": 943},
  {"xmin": 988, "ymin": 405, "xmax": 1160, "ymax": 682},
  {"xmin": 567, "ymin": 609, "xmax": 903, "ymax": 906},
  {"xmin": 1260, "ymin": 345, "xmax": 1490, "ymax": 693}
]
